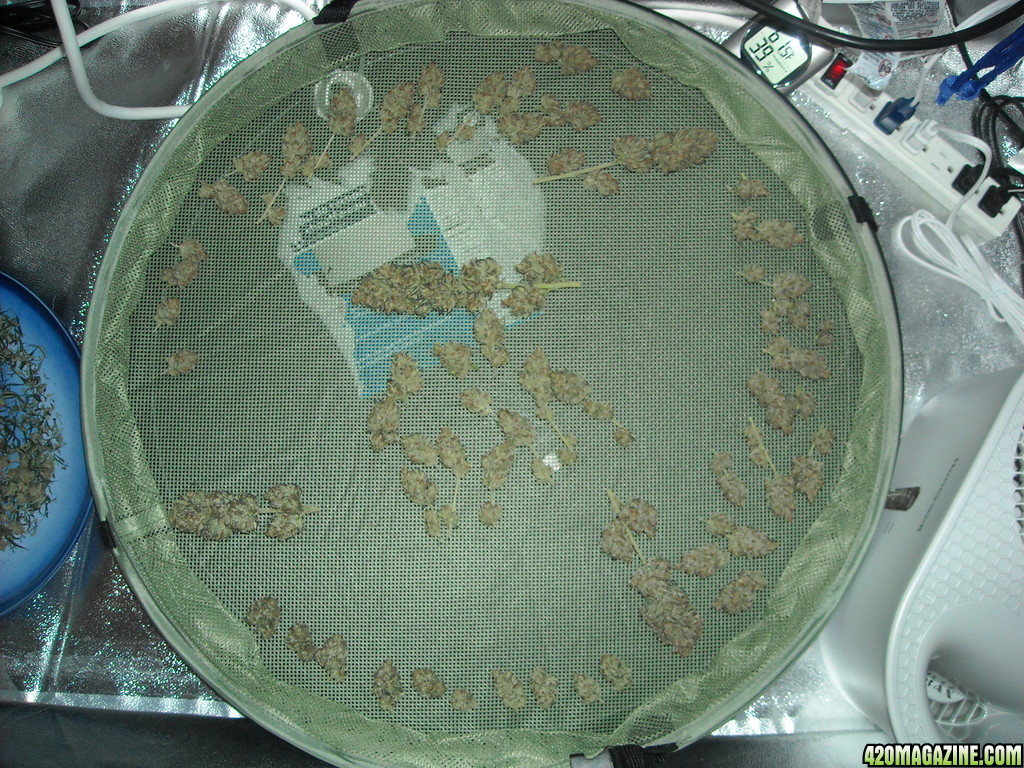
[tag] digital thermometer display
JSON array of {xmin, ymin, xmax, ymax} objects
[{"xmin": 741, "ymin": 24, "xmax": 812, "ymax": 87}]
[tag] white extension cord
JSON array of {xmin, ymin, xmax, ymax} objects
[
  {"xmin": 894, "ymin": 128, "xmax": 1024, "ymax": 345},
  {"xmin": 0, "ymin": 0, "xmax": 317, "ymax": 119}
]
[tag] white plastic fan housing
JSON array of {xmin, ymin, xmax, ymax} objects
[{"xmin": 820, "ymin": 366, "xmax": 1024, "ymax": 743}]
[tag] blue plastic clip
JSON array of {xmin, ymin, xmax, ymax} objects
[{"xmin": 938, "ymin": 23, "xmax": 1024, "ymax": 104}]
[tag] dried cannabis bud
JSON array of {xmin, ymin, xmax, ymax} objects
[
  {"xmin": 286, "ymin": 623, "xmax": 317, "ymax": 661},
  {"xmin": 350, "ymin": 134, "xmax": 369, "ymax": 158},
  {"xmin": 705, "ymin": 512, "xmax": 738, "ymax": 537},
  {"xmin": 599, "ymin": 654, "xmax": 633, "ymax": 691},
  {"xmin": 520, "ymin": 349, "xmax": 552, "ymax": 405},
  {"xmin": 245, "ymin": 597, "xmax": 280, "ymax": 639},
  {"xmin": 481, "ymin": 441, "xmax": 515, "ymax": 491},
  {"xmin": 710, "ymin": 452, "xmax": 733, "ymax": 476},
  {"xmin": 433, "ymin": 342, "xmax": 474, "ymax": 378},
  {"xmin": 530, "ymin": 666, "xmax": 558, "ymax": 709},
  {"xmin": 367, "ymin": 396, "xmax": 400, "ymax": 452},
  {"xmin": 535, "ymin": 42, "xmax": 563, "ymax": 63},
  {"xmin": 794, "ymin": 388, "xmax": 816, "ymax": 419},
  {"xmin": 613, "ymin": 135, "xmax": 653, "ymax": 173},
  {"xmin": 221, "ymin": 493, "xmax": 260, "ymax": 533},
  {"xmin": 509, "ymin": 65, "xmax": 536, "ymax": 99},
  {"xmin": 549, "ymin": 370, "xmax": 590, "ymax": 404},
  {"xmin": 611, "ymin": 68, "xmax": 651, "ymax": 100},
  {"xmin": 516, "ymin": 252, "xmax": 563, "ymax": 284},
  {"xmin": 716, "ymin": 471, "xmax": 748, "ymax": 507},
  {"xmin": 502, "ymin": 284, "xmax": 547, "ymax": 316},
  {"xmin": 497, "ymin": 112, "xmax": 546, "ymax": 145},
  {"xmin": 411, "ymin": 668, "xmax": 446, "ymax": 699},
  {"xmin": 460, "ymin": 388, "xmax": 493, "ymax": 416},
  {"xmin": 742, "ymin": 264, "xmax": 766, "ymax": 283},
  {"xmin": 600, "ymin": 518, "xmax": 635, "ymax": 562},
  {"xmin": 531, "ymin": 456, "xmax": 554, "ymax": 485},
  {"xmin": 437, "ymin": 427, "xmax": 470, "ymax": 479},
  {"xmin": 492, "ymin": 670, "xmax": 526, "ymax": 709},
  {"xmin": 418, "ymin": 61, "xmax": 444, "ymax": 108},
  {"xmin": 614, "ymin": 427, "xmax": 634, "ymax": 447},
  {"xmin": 401, "ymin": 434, "xmax": 439, "ymax": 466},
  {"xmin": 792, "ymin": 455, "xmax": 825, "ymax": 502},
  {"xmin": 261, "ymin": 193, "xmax": 286, "ymax": 226},
  {"xmin": 401, "ymin": 467, "xmax": 439, "ymax": 507},
  {"xmin": 539, "ymin": 94, "xmax": 566, "ymax": 124},
  {"xmin": 473, "ymin": 309, "xmax": 507, "ymax": 368},
  {"xmin": 559, "ymin": 45, "xmax": 599, "ymax": 75},
  {"xmin": 473, "ymin": 72, "xmax": 507, "ymax": 115},
  {"xmin": 641, "ymin": 584, "xmax": 703, "ymax": 658},
  {"xmin": 582, "ymin": 169, "xmax": 620, "ymax": 196},
  {"xmin": 198, "ymin": 179, "xmax": 248, "ymax": 214},
  {"xmin": 726, "ymin": 525, "xmax": 778, "ymax": 558},
  {"xmin": 327, "ymin": 87, "xmax": 358, "ymax": 135},
  {"xmin": 564, "ymin": 101, "xmax": 602, "ymax": 132},
  {"xmin": 161, "ymin": 258, "xmax": 199, "ymax": 289},
  {"xmin": 449, "ymin": 688, "xmax": 477, "ymax": 711},
  {"xmin": 548, "ymin": 148, "xmax": 586, "ymax": 176},
  {"xmin": 573, "ymin": 674, "xmax": 603, "ymax": 704},
  {"xmin": 731, "ymin": 175, "xmax": 768, "ymax": 200},
  {"xmin": 732, "ymin": 208, "xmax": 761, "ymax": 241},
  {"xmin": 315, "ymin": 634, "xmax": 348, "ymax": 681},
  {"xmin": 582, "ymin": 399, "xmax": 614, "ymax": 421},
  {"xmin": 628, "ymin": 558, "xmax": 675, "ymax": 598},
  {"xmin": 373, "ymin": 658, "xmax": 403, "ymax": 710},
  {"xmin": 651, "ymin": 128, "xmax": 718, "ymax": 172},
  {"xmin": 380, "ymin": 82, "xmax": 416, "ymax": 133},
  {"xmin": 163, "ymin": 349, "xmax": 198, "ymax": 377},
  {"xmin": 497, "ymin": 409, "xmax": 536, "ymax": 447},
  {"xmin": 388, "ymin": 352, "xmax": 423, "ymax": 400},
  {"xmin": 713, "ymin": 570, "xmax": 767, "ymax": 614},
  {"xmin": 479, "ymin": 501, "xmax": 503, "ymax": 526},
  {"xmin": 281, "ymin": 123, "xmax": 313, "ymax": 178},
  {"xmin": 167, "ymin": 490, "xmax": 259, "ymax": 540},
  {"xmin": 265, "ymin": 512, "xmax": 304, "ymax": 540},
  {"xmin": 423, "ymin": 508, "xmax": 442, "ymax": 539},
  {"xmin": 765, "ymin": 473, "xmax": 797, "ymax": 521},
  {"xmin": 153, "ymin": 297, "xmax": 181, "ymax": 327},
  {"xmin": 811, "ymin": 426, "xmax": 835, "ymax": 455},
  {"xmin": 788, "ymin": 300, "xmax": 812, "ymax": 330},
  {"xmin": 817, "ymin": 319, "xmax": 834, "ymax": 346},
  {"xmin": 232, "ymin": 151, "xmax": 272, "ymax": 180},
  {"xmin": 732, "ymin": 211, "xmax": 805, "ymax": 247},
  {"xmin": 678, "ymin": 543, "xmax": 729, "ymax": 578},
  {"xmin": 619, "ymin": 497, "xmax": 657, "ymax": 539},
  {"xmin": 758, "ymin": 219, "xmax": 805, "ymax": 249},
  {"xmin": 772, "ymin": 272, "xmax": 812, "ymax": 300}
]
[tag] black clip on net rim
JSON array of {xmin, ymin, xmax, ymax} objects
[{"xmin": 314, "ymin": 0, "xmax": 359, "ymax": 24}]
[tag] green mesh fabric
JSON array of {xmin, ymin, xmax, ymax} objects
[{"xmin": 82, "ymin": 1, "xmax": 901, "ymax": 766}]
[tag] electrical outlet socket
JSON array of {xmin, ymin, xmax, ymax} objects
[{"xmin": 797, "ymin": 74, "xmax": 1020, "ymax": 243}]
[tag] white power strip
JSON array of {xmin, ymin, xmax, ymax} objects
[{"xmin": 798, "ymin": 73, "xmax": 1020, "ymax": 243}]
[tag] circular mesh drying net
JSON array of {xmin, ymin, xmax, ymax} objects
[{"xmin": 82, "ymin": 1, "xmax": 902, "ymax": 765}]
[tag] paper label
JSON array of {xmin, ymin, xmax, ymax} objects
[
  {"xmin": 275, "ymin": 108, "xmax": 545, "ymax": 398},
  {"xmin": 851, "ymin": 1, "xmax": 951, "ymax": 58},
  {"xmin": 850, "ymin": 50, "xmax": 901, "ymax": 89}
]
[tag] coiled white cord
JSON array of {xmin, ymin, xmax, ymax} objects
[
  {"xmin": 0, "ymin": 0, "xmax": 316, "ymax": 119},
  {"xmin": 894, "ymin": 128, "xmax": 1024, "ymax": 342}
]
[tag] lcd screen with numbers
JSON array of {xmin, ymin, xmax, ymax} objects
[{"xmin": 740, "ymin": 24, "xmax": 812, "ymax": 87}]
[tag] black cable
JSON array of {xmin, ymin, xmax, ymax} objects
[
  {"xmin": 725, "ymin": 0, "xmax": 1024, "ymax": 51},
  {"xmin": 950, "ymin": 2, "xmax": 1024, "ymax": 282},
  {"xmin": 0, "ymin": 0, "xmax": 87, "ymax": 49}
]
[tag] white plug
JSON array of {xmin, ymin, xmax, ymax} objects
[
  {"xmin": 900, "ymin": 118, "xmax": 939, "ymax": 155},
  {"xmin": 798, "ymin": 74, "xmax": 1020, "ymax": 242}
]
